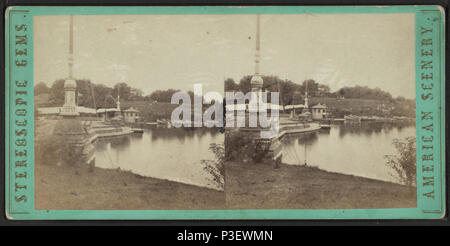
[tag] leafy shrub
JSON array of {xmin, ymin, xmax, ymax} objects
[
  {"xmin": 59, "ymin": 140, "xmax": 84, "ymax": 166},
  {"xmin": 384, "ymin": 137, "xmax": 416, "ymax": 187},
  {"xmin": 224, "ymin": 130, "xmax": 270, "ymax": 163},
  {"xmin": 202, "ymin": 143, "xmax": 225, "ymax": 189},
  {"xmin": 35, "ymin": 135, "xmax": 83, "ymax": 166},
  {"xmin": 35, "ymin": 136, "xmax": 63, "ymax": 166}
]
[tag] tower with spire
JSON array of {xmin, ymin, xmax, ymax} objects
[
  {"xmin": 60, "ymin": 15, "xmax": 79, "ymax": 116},
  {"xmin": 302, "ymin": 80, "xmax": 311, "ymax": 115},
  {"xmin": 53, "ymin": 15, "xmax": 96, "ymax": 167}
]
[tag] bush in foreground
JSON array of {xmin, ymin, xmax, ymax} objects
[
  {"xmin": 35, "ymin": 135, "xmax": 83, "ymax": 167},
  {"xmin": 202, "ymin": 143, "xmax": 225, "ymax": 189},
  {"xmin": 384, "ymin": 137, "xmax": 416, "ymax": 187}
]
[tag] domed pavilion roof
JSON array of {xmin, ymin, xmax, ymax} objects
[
  {"xmin": 64, "ymin": 79, "xmax": 77, "ymax": 89},
  {"xmin": 250, "ymin": 75, "xmax": 263, "ymax": 88}
]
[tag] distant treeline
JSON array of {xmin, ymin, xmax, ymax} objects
[
  {"xmin": 225, "ymin": 75, "xmax": 405, "ymax": 103},
  {"xmin": 35, "ymin": 79, "xmax": 144, "ymax": 108},
  {"xmin": 224, "ymin": 75, "xmax": 415, "ymax": 117},
  {"xmin": 35, "ymin": 75, "xmax": 415, "ymax": 117},
  {"xmin": 34, "ymin": 79, "xmax": 201, "ymax": 108}
]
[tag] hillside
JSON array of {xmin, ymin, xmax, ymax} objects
[
  {"xmin": 121, "ymin": 100, "xmax": 219, "ymax": 122},
  {"xmin": 34, "ymin": 95, "xmax": 414, "ymax": 121},
  {"xmin": 308, "ymin": 97, "xmax": 414, "ymax": 118},
  {"xmin": 120, "ymin": 100, "xmax": 179, "ymax": 121},
  {"xmin": 35, "ymin": 93, "xmax": 51, "ymax": 106}
]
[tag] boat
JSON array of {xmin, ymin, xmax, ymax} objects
[
  {"xmin": 156, "ymin": 119, "xmax": 167, "ymax": 125},
  {"xmin": 156, "ymin": 119, "xmax": 173, "ymax": 128},
  {"xmin": 319, "ymin": 124, "xmax": 331, "ymax": 130},
  {"xmin": 344, "ymin": 115, "xmax": 361, "ymax": 123},
  {"xmin": 131, "ymin": 128, "xmax": 144, "ymax": 133}
]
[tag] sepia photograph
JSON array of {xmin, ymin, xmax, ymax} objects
[
  {"xmin": 33, "ymin": 13, "xmax": 416, "ymax": 210},
  {"xmin": 223, "ymin": 13, "xmax": 417, "ymax": 209},
  {"xmin": 34, "ymin": 15, "xmax": 228, "ymax": 210}
]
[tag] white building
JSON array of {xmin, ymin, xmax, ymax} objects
[
  {"xmin": 311, "ymin": 103, "xmax": 328, "ymax": 120},
  {"xmin": 123, "ymin": 107, "xmax": 140, "ymax": 123}
]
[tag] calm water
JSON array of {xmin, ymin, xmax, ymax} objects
[
  {"xmin": 94, "ymin": 122, "xmax": 415, "ymax": 188},
  {"xmin": 94, "ymin": 127, "xmax": 223, "ymax": 190},
  {"xmin": 281, "ymin": 122, "xmax": 416, "ymax": 184}
]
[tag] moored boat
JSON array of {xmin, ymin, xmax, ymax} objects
[
  {"xmin": 131, "ymin": 128, "xmax": 144, "ymax": 133},
  {"xmin": 319, "ymin": 124, "xmax": 331, "ymax": 130}
]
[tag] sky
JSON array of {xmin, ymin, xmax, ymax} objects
[{"xmin": 34, "ymin": 13, "xmax": 415, "ymax": 99}]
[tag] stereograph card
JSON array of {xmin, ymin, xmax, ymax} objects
[{"xmin": 4, "ymin": 6, "xmax": 445, "ymax": 220}]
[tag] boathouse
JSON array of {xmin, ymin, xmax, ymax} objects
[
  {"xmin": 123, "ymin": 107, "xmax": 140, "ymax": 123},
  {"xmin": 311, "ymin": 103, "xmax": 327, "ymax": 120}
]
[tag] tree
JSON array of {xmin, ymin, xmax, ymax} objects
[
  {"xmin": 238, "ymin": 75, "xmax": 252, "ymax": 94},
  {"xmin": 201, "ymin": 143, "xmax": 225, "ymax": 189},
  {"xmin": 93, "ymin": 84, "xmax": 114, "ymax": 108},
  {"xmin": 112, "ymin": 82, "xmax": 132, "ymax": 100},
  {"xmin": 34, "ymin": 82, "xmax": 50, "ymax": 95},
  {"xmin": 225, "ymin": 131, "xmax": 271, "ymax": 163},
  {"xmin": 318, "ymin": 84, "xmax": 331, "ymax": 96},
  {"xmin": 224, "ymin": 78, "xmax": 238, "ymax": 92},
  {"xmin": 75, "ymin": 79, "xmax": 95, "ymax": 108},
  {"xmin": 279, "ymin": 80, "xmax": 297, "ymax": 106},
  {"xmin": 225, "ymin": 75, "xmax": 301, "ymax": 106},
  {"xmin": 301, "ymin": 79, "xmax": 319, "ymax": 96},
  {"xmin": 129, "ymin": 88, "xmax": 144, "ymax": 101},
  {"xmin": 148, "ymin": 89, "xmax": 181, "ymax": 103},
  {"xmin": 292, "ymin": 91, "xmax": 303, "ymax": 105},
  {"xmin": 48, "ymin": 79, "xmax": 65, "ymax": 106},
  {"xmin": 391, "ymin": 97, "xmax": 415, "ymax": 117},
  {"xmin": 261, "ymin": 75, "xmax": 281, "ymax": 92},
  {"xmin": 336, "ymin": 85, "xmax": 393, "ymax": 101},
  {"xmin": 103, "ymin": 94, "xmax": 117, "ymax": 108}
]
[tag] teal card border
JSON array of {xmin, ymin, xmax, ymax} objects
[{"xmin": 4, "ymin": 5, "xmax": 446, "ymax": 220}]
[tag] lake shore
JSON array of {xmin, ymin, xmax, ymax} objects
[
  {"xmin": 225, "ymin": 161, "xmax": 417, "ymax": 209},
  {"xmin": 35, "ymin": 163, "xmax": 225, "ymax": 210}
]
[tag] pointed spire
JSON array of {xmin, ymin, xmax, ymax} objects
[
  {"xmin": 60, "ymin": 15, "xmax": 78, "ymax": 116},
  {"xmin": 254, "ymin": 14, "xmax": 260, "ymax": 75},
  {"xmin": 305, "ymin": 81, "xmax": 309, "ymax": 108},
  {"xmin": 68, "ymin": 15, "xmax": 74, "ymax": 79},
  {"xmin": 116, "ymin": 87, "xmax": 121, "ymax": 111},
  {"xmin": 250, "ymin": 14, "xmax": 263, "ymax": 91}
]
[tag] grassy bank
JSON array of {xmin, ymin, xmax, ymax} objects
[
  {"xmin": 35, "ymin": 154, "xmax": 416, "ymax": 210},
  {"xmin": 34, "ymin": 118, "xmax": 225, "ymax": 210},
  {"xmin": 34, "ymin": 119, "xmax": 415, "ymax": 210},
  {"xmin": 225, "ymin": 161, "xmax": 416, "ymax": 209},
  {"xmin": 35, "ymin": 164, "xmax": 225, "ymax": 210}
]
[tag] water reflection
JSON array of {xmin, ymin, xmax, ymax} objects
[
  {"xmin": 109, "ymin": 136, "xmax": 131, "ymax": 148},
  {"xmin": 281, "ymin": 122, "xmax": 416, "ymax": 184},
  {"xmin": 94, "ymin": 128, "xmax": 223, "ymax": 190},
  {"xmin": 338, "ymin": 121, "xmax": 414, "ymax": 137}
]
